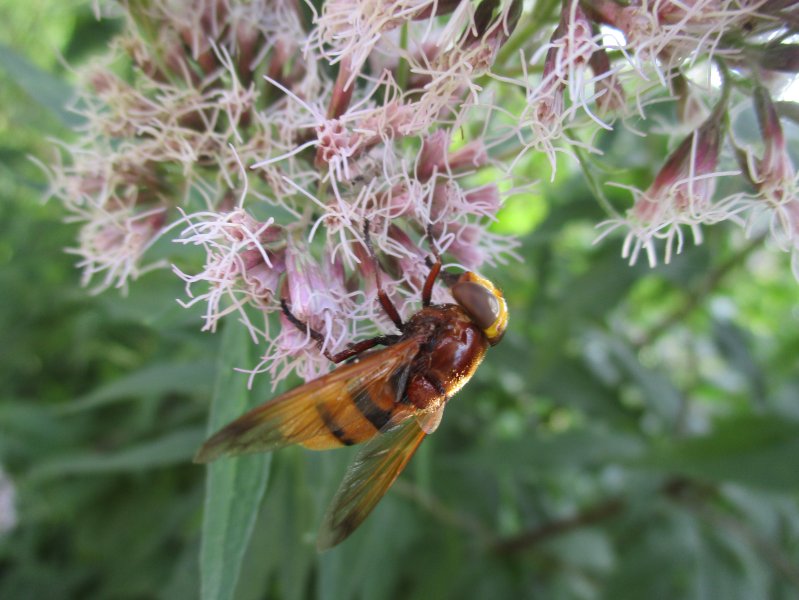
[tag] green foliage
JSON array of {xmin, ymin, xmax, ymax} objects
[
  {"xmin": 0, "ymin": 44, "xmax": 85, "ymax": 128},
  {"xmin": 200, "ymin": 323, "xmax": 273, "ymax": 600},
  {"xmin": 2, "ymin": 3, "xmax": 799, "ymax": 600}
]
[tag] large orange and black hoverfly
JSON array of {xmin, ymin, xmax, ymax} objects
[{"xmin": 195, "ymin": 225, "xmax": 508, "ymax": 549}]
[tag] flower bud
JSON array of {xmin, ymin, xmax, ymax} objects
[
  {"xmin": 417, "ymin": 131, "xmax": 450, "ymax": 181},
  {"xmin": 753, "ymin": 44, "xmax": 799, "ymax": 73},
  {"xmin": 285, "ymin": 240, "xmax": 329, "ymax": 320},
  {"xmin": 444, "ymin": 223, "xmax": 483, "ymax": 269},
  {"xmin": 327, "ymin": 57, "xmax": 355, "ymax": 119},
  {"xmin": 240, "ymin": 248, "xmax": 286, "ymax": 301},
  {"xmin": 464, "ymin": 184, "xmax": 501, "ymax": 215}
]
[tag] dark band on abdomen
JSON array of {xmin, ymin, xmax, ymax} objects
[
  {"xmin": 352, "ymin": 388, "xmax": 393, "ymax": 431},
  {"xmin": 316, "ymin": 403, "xmax": 355, "ymax": 446}
]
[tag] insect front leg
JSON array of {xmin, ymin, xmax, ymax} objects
[
  {"xmin": 422, "ymin": 224, "xmax": 442, "ymax": 307},
  {"xmin": 362, "ymin": 219, "xmax": 404, "ymax": 332},
  {"xmin": 281, "ymin": 298, "xmax": 398, "ymax": 364}
]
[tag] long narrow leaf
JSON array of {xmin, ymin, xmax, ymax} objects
[
  {"xmin": 199, "ymin": 323, "xmax": 274, "ymax": 600},
  {"xmin": 28, "ymin": 427, "xmax": 205, "ymax": 480},
  {"xmin": 60, "ymin": 360, "xmax": 215, "ymax": 414},
  {"xmin": 642, "ymin": 415, "xmax": 799, "ymax": 491},
  {"xmin": 0, "ymin": 44, "xmax": 85, "ymax": 128}
]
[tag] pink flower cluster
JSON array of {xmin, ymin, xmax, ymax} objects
[{"xmin": 49, "ymin": 0, "xmax": 799, "ymax": 383}]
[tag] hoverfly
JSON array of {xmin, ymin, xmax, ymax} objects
[{"xmin": 194, "ymin": 224, "xmax": 508, "ymax": 549}]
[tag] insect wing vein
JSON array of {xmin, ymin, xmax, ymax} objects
[
  {"xmin": 317, "ymin": 418, "xmax": 427, "ymax": 550},
  {"xmin": 194, "ymin": 338, "xmax": 421, "ymax": 462}
]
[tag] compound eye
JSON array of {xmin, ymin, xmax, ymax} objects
[{"xmin": 452, "ymin": 281, "xmax": 499, "ymax": 330}]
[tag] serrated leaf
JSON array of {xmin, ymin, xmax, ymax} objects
[
  {"xmin": 642, "ymin": 415, "xmax": 799, "ymax": 491},
  {"xmin": 60, "ymin": 360, "xmax": 215, "ymax": 413},
  {"xmin": 0, "ymin": 43, "xmax": 85, "ymax": 128},
  {"xmin": 199, "ymin": 323, "xmax": 275, "ymax": 600}
]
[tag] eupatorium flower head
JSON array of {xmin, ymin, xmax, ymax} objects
[
  {"xmin": 736, "ymin": 86, "xmax": 799, "ymax": 279},
  {"xmin": 49, "ymin": 0, "xmax": 799, "ymax": 389},
  {"xmin": 597, "ymin": 100, "xmax": 741, "ymax": 266}
]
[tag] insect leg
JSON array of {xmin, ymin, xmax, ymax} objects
[
  {"xmin": 325, "ymin": 335, "xmax": 400, "ymax": 363},
  {"xmin": 281, "ymin": 298, "xmax": 399, "ymax": 364},
  {"xmin": 363, "ymin": 220, "xmax": 404, "ymax": 331},
  {"xmin": 422, "ymin": 225, "xmax": 441, "ymax": 307}
]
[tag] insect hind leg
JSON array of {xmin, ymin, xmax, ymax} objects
[{"xmin": 281, "ymin": 298, "xmax": 399, "ymax": 364}]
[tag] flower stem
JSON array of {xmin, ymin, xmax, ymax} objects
[{"xmin": 397, "ymin": 22, "xmax": 410, "ymax": 91}]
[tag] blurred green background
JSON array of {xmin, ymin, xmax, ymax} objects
[{"xmin": 2, "ymin": 2, "xmax": 799, "ymax": 599}]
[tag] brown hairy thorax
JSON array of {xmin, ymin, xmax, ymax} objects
[{"xmin": 400, "ymin": 304, "xmax": 489, "ymax": 409}]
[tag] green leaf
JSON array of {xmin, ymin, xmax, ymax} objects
[
  {"xmin": 28, "ymin": 427, "xmax": 205, "ymax": 479},
  {"xmin": 59, "ymin": 360, "xmax": 215, "ymax": 413},
  {"xmin": 160, "ymin": 540, "xmax": 201, "ymax": 600},
  {"xmin": 0, "ymin": 43, "xmax": 85, "ymax": 128},
  {"xmin": 492, "ymin": 193, "xmax": 548, "ymax": 236},
  {"xmin": 642, "ymin": 415, "xmax": 799, "ymax": 491},
  {"xmin": 471, "ymin": 425, "xmax": 644, "ymax": 471},
  {"xmin": 199, "ymin": 323, "xmax": 274, "ymax": 600},
  {"xmin": 605, "ymin": 336, "xmax": 683, "ymax": 423}
]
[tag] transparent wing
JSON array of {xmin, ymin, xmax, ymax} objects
[
  {"xmin": 416, "ymin": 403, "xmax": 445, "ymax": 434},
  {"xmin": 316, "ymin": 418, "xmax": 427, "ymax": 550},
  {"xmin": 194, "ymin": 338, "xmax": 420, "ymax": 463}
]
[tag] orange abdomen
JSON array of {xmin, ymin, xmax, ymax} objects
[{"xmin": 302, "ymin": 304, "xmax": 488, "ymax": 449}]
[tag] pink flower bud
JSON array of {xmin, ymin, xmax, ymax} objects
[
  {"xmin": 464, "ymin": 184, "xmax": 501, "ymax": 215},
  {"xmin": 449, "ymin": 140, "xmax": 488, "ymax": 171},
  {"xmin": 285, "ymin": 241, "xmax": 329, "ymax": 320},
  {"xmin": 384, "ymin": 183, "xmax": 415, "ymax": 219},
  {"xmin": 417, "ymin": 131, "xmax": 450, "ymax": 181},
  {"xmin": 557, "ymin": 2, "xmax": 596, "ymax": 69},
  {"xmin": 650, "ymin": 107, "xmax": 724, "ymax": 198},
  {"xmin": 741, "ymin": 86, "xmax": 799, "ymax": 255},
  {"xmin": 387, "ymin": 224, "xmax": 428, "ymax": 291},
  {"xmin": 358, "ymin": 100, "xmax": 418, "ymax": 142},
  {"xmin": 672, "ymin": 72, "xmax": 706, "ymax": 126},
  {"xmin": 417, "ymin": 134, "xmax": 489, "ymax": 181},
  {"xmin": 327, "ymin": 57, "xmax": 355, "ymax": 119},
  {"xmin": 431, "ymin": 182, "xmax": 455, "ymax": 220},
  {"xmin": 228, "ymin": 211, "xmax": 284, "ymax": 245},
  {"xmin": 754, "ymin": 86, "xmax": 793, "ymax": 188},
  {"xmin": 597, "ymin": 101, "xmax": 735, "ymax": 267},
  {"xmin": 755, "ymin": 44, "xmax": 799, "ymax": 73},
  {"xmin": 314, "ymin": 119, "xmax": 361, "ymax": 171},
  {"xmin": 589, "ymin": 46, "xmax": 626, "ymax": 115},
  {"xmin": 243, "ymin": 260, "xmax": 283, "ymax": 300},
  {"xmin": 444, "ymin": 223, "xmax": 483, "ymax": 269}
]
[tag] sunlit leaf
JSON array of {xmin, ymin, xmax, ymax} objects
[{"xmin": 493, "ymin": 193, "xmax": 548, "ymax": 236}]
